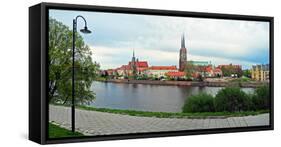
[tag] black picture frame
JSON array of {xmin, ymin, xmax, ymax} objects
[{"xmin": 29, "ymin": 2, "xmax": 274, "ymax": 144}]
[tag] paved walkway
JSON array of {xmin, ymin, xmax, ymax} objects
[{"xmin": 49, "ymin": 105, "xmax": 269, "ymax": 136}]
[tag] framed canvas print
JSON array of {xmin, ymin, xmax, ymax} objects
[{"xmin": 29, "ymin": 2, "xmax": 274, "ymax": 144}]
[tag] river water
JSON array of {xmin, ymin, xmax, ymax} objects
[{"xmin": 89, "ymin": 81, "xmax": 254, "ymax": 113}]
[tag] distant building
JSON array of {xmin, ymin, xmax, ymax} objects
[
  {"xmin": 203, "ymin": 66, "xmax": 214, "ymax": 77},
  {"xmin": 116, "ymin": 65, "xmax": 131, "ymax": 76},
  {"xmin": 213, "ymin": 68, "xmax": 223, "ymax": 77},
  {"xmin": 130, "ymin": 50, "xmax": 137, "ymax": 77},
  {"xmin": 145, "ymin": 66, "xmax": 178, "ymax": 78},
  {"xmin": 251, "ymin": 64, "xmax": 269, "ymax": 81},
  {"xmin": 217, "ymin": 64, "xmax": 242, "ymax": 77},
  {"xmin": 128, "ymin": 60, "xmax": 149, "ymax": 75},
  {"xmin": 217, "ymin": 64, "xmax": 241, "ymax": 70},
  {"xmin": 166, "ymin": 71, "xmax": 185, "ymax": 79},
  {"xmin": 105, "ymin": 69, "xmax": 115, "ymax": 76},
  {"xmin": 114, "ymin": 51, "xmax": 149, "ymax": 77},
  {"xmin": 184, "ymin": 60, "xmax": 218, "ymax": 78},
  {"xmin": 192, "ymin": 65, "xmax": 222, "ymax": 78},
  {"xmin": 179, "ymin": 34, "xmax": 187, "ymax": 71}
]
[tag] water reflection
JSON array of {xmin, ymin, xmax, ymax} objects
[{"xmin": 89, "ymin": 81, "xmax": 254, "ymax": 113}]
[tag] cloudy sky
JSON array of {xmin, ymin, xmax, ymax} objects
[{"xmin": 49, "ymin": 9, "xmax": 270, "ymax": 70}]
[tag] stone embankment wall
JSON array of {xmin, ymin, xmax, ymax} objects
[{"xmin": 104, "ymin": 79, "xmax": 268, "ymax": 88}]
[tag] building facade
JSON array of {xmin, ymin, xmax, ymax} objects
[
  {"xmin": 217, "ymin": 64, "xmax": 242, "ymax": 77},
  {"xmin": 251, "ymin": 64, "xmax": 269, "ymax": 81},
  {"xmin": 166, "ymin": 71, "xmax": 186, "ymax": 79},
  {"xmin": 111, "ymin": 51, "xmax": 149, "ymax": 78},
  {"xmin": 145, "ymin": 66, "xmax": 178, "ymax": 78}
]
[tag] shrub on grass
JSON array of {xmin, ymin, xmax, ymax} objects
[
  {"xmin": 182, "ymin": 93, "xmax": 215, "ymax": 113},
  {"xmin": 214, "ymin": 87, "xmax": 252, "ymax": 112},
  {"xmin": 252, "ymin": 85, "xmax": 270, "ymax": 110}
]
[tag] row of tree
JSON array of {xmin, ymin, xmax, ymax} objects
[{"xmin": 182, "ymin": 85, "xmax": 269, "ymax": 113}]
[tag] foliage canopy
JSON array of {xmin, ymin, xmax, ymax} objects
[{"xmin": 48, "ymin": 18, "xmax": 100, "ymax": 105}]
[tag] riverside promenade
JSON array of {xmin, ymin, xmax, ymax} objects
[{"xmin": 49, "ymin": 105, "xmax": 269, "ymax": 136}]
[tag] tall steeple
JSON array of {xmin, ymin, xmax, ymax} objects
[
  {"xmin": 132, "ymin": 49, "xmax": 136, "ymax": 62},
  {"xmin": 181, "ymin": 33, "xmax": 185, "ymax": 48},
  {"xmin": 131, "ymin": 49, "xmax": 137, "ymax": 78},
  {"xmin": 133, "ymin": 50, "xmax": 135, "ymax": 58},
  {"xmin": 179, "ymin": 33, "xmax": 187, "ymax": 71}
]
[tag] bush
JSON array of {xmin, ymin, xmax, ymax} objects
[
  {"xmin": 252, "ymin": 85, "xmax": 270, "ymax": 110},
  {"xmin": 182, "ymin": 93, "xmax": 215, "ymax": 113},
  {"xmin": 214, "ymin": 87, "xmax": 252, "ymax": 112}
]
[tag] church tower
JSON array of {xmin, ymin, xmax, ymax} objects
[
  {"xmin": 131, "ymin": 50, "xmax": 137, "ymax": 78},
  {"xmin": 179, "ymin": 34, "xmax": 187, "ymax": 71}
]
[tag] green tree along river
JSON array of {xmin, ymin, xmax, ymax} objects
[{"xmin": 48, "ymin": 18, "xmax": 100, "ymax": 105}]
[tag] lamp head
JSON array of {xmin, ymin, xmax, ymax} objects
[{"xmin": 80, "ymin": 26, "xmax": 91, "ymax": 34}]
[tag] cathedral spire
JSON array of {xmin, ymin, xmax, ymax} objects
[
  {"xmin": 181, "ymin": 33, "xmax": 185, "ymax": 48},
  {"xmin": 131, "ymin": 49, "xmax": 137, "ymax": 79},
  {"xmin": 132, "ymin": 49, "xmax": 136, "ymax": 63},
  {"xmin": 179, "ymin": 33, "xmax": 187, "ymax": 72},
  {"xmin": 133, "ymin": 49, "xmax": 135, "ymax": 58}
]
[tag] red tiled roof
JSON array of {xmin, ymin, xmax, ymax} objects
[
  {"xmin": 205, "ymin": 66, "xmax": 213, "ymax": 72},
  {"xmin": 128, "ymin": 61, "xmax": 149, "ymax": 68},
  {"xmin": 119, "ymin": 65, "xmax": 131, "ymax": 70},
  {"xmin": 192, "ymin": 73, "xmax": 198, "ymax": 78},
  {"xmin": 149, "ymin": 66, "xmax": 177, "ymax": 70},
  {"xmin": 166, "ymin": 71, "xmax": 185, "ymax": 77},
  {"xmin": 137, "ymin": 67, "xmax": 148, "ymax": 72}
]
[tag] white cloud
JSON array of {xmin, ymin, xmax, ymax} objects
[
  {"xmin": 135, "ymin": 16, "xmax": 269, "ymax": 61},
  {"xmin": 90, "ymin": 45, "xmax": 179, "ymax": 69},
  {"xmin": 91, "ymin": 44, "xmax": 258, "ymax": 70},
  {"xmin": 51, "ymin": 10, "xmax": 270, "ymax": 69}
]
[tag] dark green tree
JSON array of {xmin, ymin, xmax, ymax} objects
[
  {"xmin": 182, "ymin": 93, "xmax": 215, "ymax": 113},
  {"xmin": 252, "ymin": 85, "xmax": 270, "ymax": 110},
  {"xmin": 48, "ymin": 18, "xmax": 100, "ymax": 105},
  {"xmin": 221, "ymin": 65, "xmax": 242, "ymax": 77},
  {"xmin": 214, "ymin": 87, "xmax": 252, "ymax": 112},
  {"xmin": 184, "ymin": 61, "xmax": 195, "ymax": 80}
]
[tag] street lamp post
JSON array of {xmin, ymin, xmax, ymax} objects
[{"xmin": 72, "ymin": 15, "xmax": 91, "ymax": 132}]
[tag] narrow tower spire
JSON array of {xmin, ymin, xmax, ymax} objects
[
  {"xmin": 131, "ymin": 49, "xmax": 137, "ymax": 79},
  {"xmin": 179, "ymin": 33, "xmax": 187, "ymax": 72},
  {"xmin": 181, "ymin": 33, "xmax": 185, "ymax": 48},
  {"xmin": 133, "ymin": 49, "xmax": 135, "ymax": 58}
]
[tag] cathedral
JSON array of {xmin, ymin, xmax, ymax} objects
[
  {"xmin": 131, "ymin": 50, "xmax": 138, "ymax": 77},
  {"xmin": 179, "ymin": 34, "xmax": 187, "ymax": 71}
]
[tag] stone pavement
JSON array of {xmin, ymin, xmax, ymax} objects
[{"xmin": 49, "ymin": 105, "xmax": 269, "ymax": 136}]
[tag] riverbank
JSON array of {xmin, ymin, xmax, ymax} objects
[
  {"xmin": 51, "ymin": 104, "xmax": 269, "ymax": 119},
  {"xmin": 99, "ymin": 79, "xmax": 268, "ymax": 88}
]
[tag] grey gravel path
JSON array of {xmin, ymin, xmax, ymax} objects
[{"xmin": 49, "ymin": 105, "xmax": 269, "ymax": 136}]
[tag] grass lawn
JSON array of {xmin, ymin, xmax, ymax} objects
[
  {"xmin": 77, "ymin": 105, "xmax": 269, "ymax": 119},
  {"xmin": 49, "ymin": 123, "xmax": 84, "ymax": 138},
  {"xmin": 51, "ymin": 104, "xmax": 269, "ymax": 119}
]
